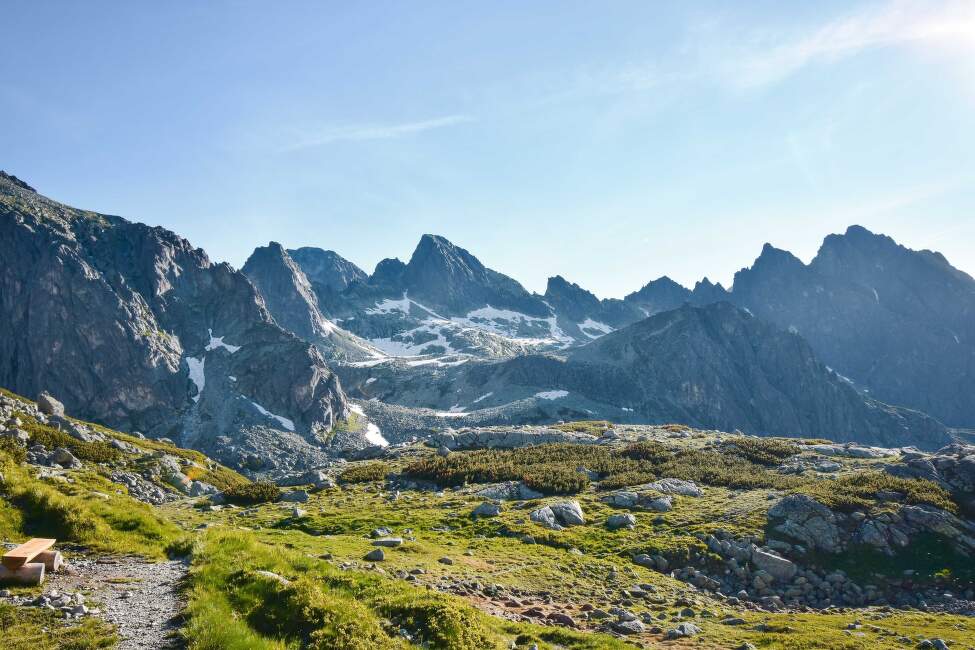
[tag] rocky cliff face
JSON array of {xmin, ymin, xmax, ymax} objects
[
  {"xmin": 730, "ymin": 226, "xmax": 975, "ymax": 427},
  {"xmin": 0, "ymin": 172, "xmax": 353, "ymax": 469},
  {"xmin": 241, "ymin": 243, "xmax": 379, "ymax": 362}
]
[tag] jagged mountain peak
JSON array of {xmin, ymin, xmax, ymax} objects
[{"xmin": 288, "ymin": 247, "xmax": 367, "ymax": 294}]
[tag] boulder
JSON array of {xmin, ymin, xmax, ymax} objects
[
  {"xmin": 606, "ymin": 513, "xmax": 637, "ymax": 531},
  {"xmin": 371, "ymin": 537, "xmax": 404, "ymax": 547},
  {"xmin": 281, "ymin": 490, "xmax": 310, "ymax": 503},
  {"xmin": 530, "ymin": 506, "xmax": 562, "ymax": 530},
  {"xmin": 472, "ymin": 502, "xmax": 501, "ymax": 517},
  {"xmin": 49, "ymin": 447, "xmax": 81, "ymax": 469},
  {"xmin": 750, "ymin": 548, "xmax": 797, "ymax": 582},
  {"xmin": 644, "ymin": 478, "xmax": 703, "ymax": 497},
  {"xmin": 189, "ymin": 481, "xmax": 218, "ymax": 497},
  {"xmin": 550, "ymin": 501, "xmax": 585, "ymax": 526},
  {"xmin": 37, "ymin": 392, "xmax": 64, "ymax": 417},
  {"xmin": 364, "ymin": 548, "xmax": 385, "ymax": 561},
  {"xmin": 767, "ymin": 494, "xmax": 841, "ymax": 553}
]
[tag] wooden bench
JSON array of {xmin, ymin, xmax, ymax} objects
[{"xmin": 0, "ymin": 538, "xmax": 58, "ymax": 585}]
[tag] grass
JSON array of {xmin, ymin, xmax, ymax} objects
[
  {"xmin": 0, "ymin": 603, "xmax": 117, "ymax": 650},
  {"xmin": 164, "ymin": 477, "xmax": 975, "ymax": 650},
  {"xmin": 183, "ymin": 529, "xmax": 635, "ymax": 650},
  {"xmin": 0, "ymin": 452, "xmax": 187, "ymax": 557}
]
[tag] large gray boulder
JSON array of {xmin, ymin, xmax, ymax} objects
[
  {"xmin": 767, "ymin": 494, "xmax": 841, "ymax": 553},
  {"xmin": 37, "ymin": 392, "xmax": 65, "ymax": 417},
  {"xmin": 750, "ymin": 548, "xmax": 797, "ymax": 582},
  {"xmin": 550, "ymin": 501, "xmax": 585, "ymax": 526},
  {"xmin": 530, "ymin": 506, "xmax": 562, "ymax": 530}
]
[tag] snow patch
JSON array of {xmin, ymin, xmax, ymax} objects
[
  {"xmin": 364, "ymin": 422, "xmax": 388, "ymax": 446},
  {"xmin": 578, "ymin": 318, "xmax": 613, "ymax": 338},
  {"xmin": 472, "ymin": 392, "xmax": 493, "ymax": 404},
  {"xmin": 186, "ymin": 357, "xmax": 205, "ymax": 402},
  {"xmin": 349, "ymin": 403, "xmax": 388, "ymax": 446},
  {"xmin": 365, "ymin": 377, "xmax": 377, "ymax": 385},
  {"xmin": 205, "ymin": 329, "xmax": 241, "ymax": 353},
  {"xmin": 249, "ymin": 400, "xmax": 295, "ymax": 432},
  {"xmin": 535, "ymin": 390, "xmax": 569, "ymax": 400}
]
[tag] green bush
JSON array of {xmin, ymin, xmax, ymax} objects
[
  {"xmin": 222, "ymin": 481, "xmax": 280, "ymax": 505},
  {"xmin": 797, "ymin": 472, "xmax": 955, "ymax": 513},
  {"xmin": 521, "ymin": 464, "xmax": 590, "ymax": 495},
  {"xmin": 0, "ymin": 437, "xmax": 26, "ymax": 464},
  {"xmin": 725, "ymin": 437, "xmax": 800, "ymax": 466},
  {"xmin": 338, "ymin": 462, "xmax": 389, "ymax": 484}
]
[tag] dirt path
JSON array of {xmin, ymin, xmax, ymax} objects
[{"xmin": 48, "ymin": 554, "xmax": 188, "ymax": 649}]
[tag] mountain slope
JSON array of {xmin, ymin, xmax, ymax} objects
[
  {"xmin": 242, "ymin": 243, "xmax": 381, "ymax": 362},
  {"xmin": 0, "ymin": 171, "xmax": 355, "ymax": 470},
  {"xmin": 544, "ymin": 275, "xmax": 644, "ymax": 340},
  {"xmin": 730, "ymin": 226, "xmax": 975, "ymax": 427},
  {"xmin": 389, "ymin": 302, "xmax": 949, "ymax": 448}
]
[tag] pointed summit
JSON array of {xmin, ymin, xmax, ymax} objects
[
  {"xmin": 288, "ymin": 247, "xmax": 366, "ymax": 294},
  {"xmin": 242, "ymin": 243, "xmax": 335, "ymax": 342},
  {"xmin": 399, "ymin": 234, "xmax": 548, "ymax": 316},
  {"xmin": 624, "ymin": 276, "xmax": 691, "ymax": 315}
]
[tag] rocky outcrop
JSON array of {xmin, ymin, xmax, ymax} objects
[
  {"xmin": 0, "ymin": 173, "xmax": 352, "ymax": 470},
  {"xmin": 433, "ymin": 426, "xmax": 600, "ymax": 450}
]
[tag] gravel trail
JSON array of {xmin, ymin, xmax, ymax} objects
[{"xmin": 47, "ymin": 554, "xmax": 188, "ymax": 649}]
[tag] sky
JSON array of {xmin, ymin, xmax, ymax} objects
[{"xmin": 2, "ymin": 1, "xmax": 974, "ymax": 297}]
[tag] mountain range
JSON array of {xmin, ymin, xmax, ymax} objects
[{"xmin": 2, "ymin": 170, "xmax": 972, "ymax": 469}]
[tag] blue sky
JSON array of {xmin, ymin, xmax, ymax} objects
[{"xmin": 3, "ymin": 1, "xmax": 974, "ymax": 297}]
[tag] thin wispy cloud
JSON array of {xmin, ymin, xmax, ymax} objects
[
  {"xmin": 282, "ymin": 114, "xmax": 474, "ymax": 151},
  {"xmin": 728, "ymin": 0, "xmax": 975, "ymax": 88}
]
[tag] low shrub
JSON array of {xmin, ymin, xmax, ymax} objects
[
  {"xmin": 551, "ymin": 420, "xmax": 611, "ymax": 435},
  {"xmin": 521, "ymin": 464, "xmax": 589, "ymax": 495},
  {"xmin": 0, "ymin": 437, "xmax": 26, "ymax": 464},
  {"xmin": 338, "ymin": 462, "xmax": 389, "ymax": 484},
  {"xmin": 725, "ymin": 437, "xmax": 800, "ymax": 466},
  {"xmin": 222, "ymin": 481, "xmax": 280, "ymax": 505},
  {"xmin": 797, "ymin": 472, "xmax": 955, "ymax": 513},
  {"xmin": 18, "ymin": 415, "xmax": 122, "ymax": 464}
]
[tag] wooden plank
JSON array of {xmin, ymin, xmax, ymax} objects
[
  {"xmin": 1, "ymin": 538, "xmax": 56, "ymax": 569},
  {"xmin": 0, "ymin": 562, "xmax": 45, "ymax": 585}
]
